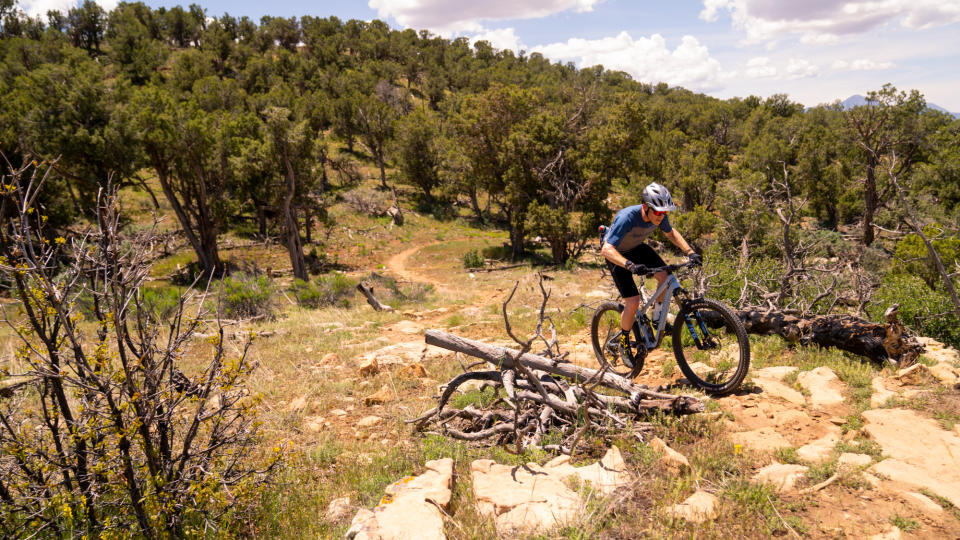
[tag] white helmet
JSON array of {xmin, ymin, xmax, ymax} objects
[{"xmin": 641, "ymin": 182, "xmax": 677, "ymax": 212}]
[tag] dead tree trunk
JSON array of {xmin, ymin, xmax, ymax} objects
[
  {"xmin": 356, "ymin": 282, "xmax": 393, "ymax": 312},
  {"xmin": 424, "ymin": 330, "xmax": 704, "ymax": 413},
  {"xmin": 723, "ymin": 306, "xmax": 923, "ymax": 366}
]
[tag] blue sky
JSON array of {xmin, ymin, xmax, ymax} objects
[{"xmin": 19, "ymin": 0, "xmax": 960, "ymax": 111}]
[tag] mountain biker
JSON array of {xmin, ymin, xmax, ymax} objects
[{"xmin": 600, "ymin": 182, "xmax": 701, "ymax": 367}]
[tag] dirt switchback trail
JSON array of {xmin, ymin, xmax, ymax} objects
[{"xmin": 385, "ymin": 241, "xmax": 456, "ymax": 296}]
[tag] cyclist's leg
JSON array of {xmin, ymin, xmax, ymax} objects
[
  {"xmin": 631, "ymin": 245, "xmax": 668, "ymax": 302},
  {"xmin": 606, "ymin": 258, "xmax": 641, "ymax": 332},
  {"xmin": 621, "ymin": 295, "xmax": 641, "ymax": 331}
]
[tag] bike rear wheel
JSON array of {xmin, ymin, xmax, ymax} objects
[
  {"xmin": 672, "ymin": 297, "xmax": 750, "ymax": 395},
  {"xmin": 590, "ymin": 301, "xmax": 643, "ymax": 378}
]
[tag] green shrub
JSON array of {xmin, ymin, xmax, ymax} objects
[
  {"xmin": 892, "ymin": 227, "xmax": 960, "ymax": 288},
  {"xmin": 140, "ymin": 286, "xmax": 183, "ymax": 321},
  {"xmin": 873, "ymin": 273, "xmax": 960, "ymax": 348},
  {"xmin": 672, "ymin": 205, "xmax": 719, "ymax": 245},
  {"xmin": 290, "ymin": 273, "xmax": 356, "ymax": 308},
  {"xmin": 220, "ymin": 273, "xmax": 275, "ymax": 319},
  {"xmin": 462, "ymin": 249, "xmax": 485, "ymax": 269}
]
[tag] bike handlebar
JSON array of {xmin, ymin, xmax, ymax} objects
[{"xmin": 630, "ymin": 260, "xmax": 698, "ymax": 277}]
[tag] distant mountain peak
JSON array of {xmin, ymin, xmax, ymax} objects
[{"xmin": 838, "ymin": 94, "xmax": 958, "ymax": 118}]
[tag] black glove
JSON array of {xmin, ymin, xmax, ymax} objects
[
  {"xmin": 625, "ymin": 261, "xmax": 647, "ymax": 275},
  {"xmin": 688, "ymin": 252, "xmax": 703, "ymax": 266}
]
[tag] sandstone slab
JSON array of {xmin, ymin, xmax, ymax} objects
[
  {"xmin": 916, "ymin": 336, "xmax": 960, "ymax": 365},
  {"xmin": 904, "ymin": 491, "xmax": 944, "ymax": 516},
  {"xmin": 346, "ymin": 458, "xmax": 453, "ymax": 540},
  {"xmin": 753, "ymin": 377, "xmax": 806, "ymax": 406},
  {"xmin": 797, "ymin": 367, "xmax": 846, "ymax": 408},
  {"xmin": 929, "ymin": 362, "xmax": 960, "ymax": 387},
  {"xmin": 730, "ymin": 427, "xmax": 792, "ymax": 452},
  {"xmin": 753, "ymin": 366, "xmax": 798, "ymax": 380},
  {"xmin": 665, "ymin": 490, "xmax": 719, "ymax": 524},
  {"xmin": 542, "ymin": 447, "xmax": 632, "ymax": 495},
  {"xmin": 753, "ymin": 463, "xmax": 809, "ymax": 494},
  {"xmin": 472, "ymin": 447, "xmax": 630, "ymax": 535},
  {"xmin": 357, "ymin": 415, "xmax": 382, "ymax": 428},
  {"xmin": 837, "ymin": 453, "xmax": 872, "ymax": 469},
  {"xmin": 870, "ymin": 377, "xmax": 896, "ymax": 408},
  {"xmin": 863, "ymin": 408, "xmax": 960, "ymax": 507},
  {"xmin": 896, "ymin": 363, "xmax": 937, "ymax": 386},
  {"xmin": 649, "ymin": 437, "xmax": 690, "ymax": 474},
  {"xmin": 796, "ymin": 429, "xmax": 841, "ymax": 462}
]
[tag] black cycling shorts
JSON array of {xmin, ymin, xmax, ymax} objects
[{"xmin": 607, "ymin": 244, "xmax": 666, "ymax": 299}]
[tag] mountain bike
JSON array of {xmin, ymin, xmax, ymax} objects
[{"xmin": 589, "ymin": 232, "xmax": 750, "ymax": 395}]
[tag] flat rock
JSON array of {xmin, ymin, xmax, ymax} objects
[
  {"xmin": 797, "ymin": 367, "xmax": 846, "ymax": 408},
  {"xmin": 903, "ymin": 491, "xmax": 944, "ymax": 515},
  {"xmin": 896, "ymin": 363, "xmax": 937, "ymax": 386},
  {"xmin": 649, "ymin": 437, "xmax": 691, "ymax": 474},
  {"xmin": 929, "ymin": 362, "xmax": 960, "ymax": 387},
  {"xmin": 320, "ymin": 353, "xmax": 340, "ymax": 365},
  {"xmin": 916, "ymin": 336, "xmax": 960, "ymax": 364},
  {"xmin": 753, "ymin": 463, "xmax": 809, "ymax": 494},
  {"xmin": 863, "ymin": 408, "xmax": 960, "ymax": 507},
  {"xmin": 870, "ymin": 377, "xmax": 896, "ymax": 408},
  {"xmin": 390, "ymin": 320, "xmax": 424, "ymax": 335},
  {"xmin": 542, "ymin": 447, "xmax": 633, "ymax": 495},
  {"xmin": 346, "ymin": 458, "xmax": 453, "ymax": 540},
  {"xmin": 472, "ymin": 460, "xmax": 582, "ymax": 536},
  {"xmin": 359, "ymin": 342, "xmax": 448, "ymax": 367},
  {"xmin": 472, "ymin": 447, "xmax": 630, "ymax": 535},
  {"xmin": 730, "ymin": 427, "xmax": 792, "ymax": 452},
  {"xmin": 753, "ymin": 377, "xmax": 806, "ymax": 406},
  {"xmin": 753, "ymin": 366, "xmax": 798, "ymax": 380},
  {"xmin": 357, "ymin": 415, "xmax": 382, "ymax": 428},
  {"xmin": 664, "ymin": 490, "xmax": 718, "ymax": 524},
  {"xmin": 837, "ymin": 453, "xmax": 872, "ymax": 469},
  {"xmin": 796, "ymin": 429, "xmax": 841, "ymax": 462}
]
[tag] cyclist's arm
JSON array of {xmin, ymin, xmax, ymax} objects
[
  {"xmin": 600, "ymin": 242, "xmax": 631, "ymax": 268},
  {"xmin": 665, "ymin": 229, "xmax": 696, "ymax": 256}
]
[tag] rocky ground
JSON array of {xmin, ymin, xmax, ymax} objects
[{"xmin": 309, "ymin": 242, "xmax": 960, "ymax": 539}]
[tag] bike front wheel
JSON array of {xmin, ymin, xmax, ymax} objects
[
  {"xmin": 590, "ymin": 301, "xmax": 642, "ymax": 378},
  {"xmin": 672, "ymin": 297, "xmax": 750, "ymax": 395}
]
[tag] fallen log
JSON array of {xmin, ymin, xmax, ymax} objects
[
  {"xmin": 424, "ymin": 329, "xmax": 704, "ymax": 414},
  {"xmin": 356, "ymin": 282, "xmax": 394, "ymax": 312},
  {"xmin": 722, "ymin": 304, "xmax": 923, "ymax": 366}
]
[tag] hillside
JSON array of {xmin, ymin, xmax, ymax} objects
[{"xmin": 2, "ymin": 3, "xmax": 960, "ymax": 538}]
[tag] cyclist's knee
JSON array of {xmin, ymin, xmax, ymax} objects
[{"xmin": 623, "ymin": 296, "xmax": 641, "ymax": 311}]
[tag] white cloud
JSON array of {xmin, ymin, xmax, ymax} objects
[
  {"xmin": 700, "ymin": 0, "xmax": 960, "ymax": 44},
  {"xmin": 831, "ymin": 58, "xmax": 896, "ymax": 70},
  {"xmin": 19, "ymin": 0, "xmax": 118, "ymax": 18},
  {"xmin": 532, "ymin": 32, "xmax": 729, "ymax": 91},
  {"xmin": 745, "ymin": 56, "xmax": 776, "ymax": 78},
  {"xmin": 785, "ymin": 58, "xmax": 819, "ymax": 79},
  {"xmin": 368, "ymin": 0, "xmax": 605, "ymax": 35},
  {"xmin": 469, "ymin": 27, "xmax": 526, "ymax": 53}
]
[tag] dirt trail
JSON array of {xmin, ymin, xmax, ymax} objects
[
  {"xmin": 371, "ymin": 239, "xmax": 960, "ymax": 537},
  {"xmin": 385, "ymin": 241, "xmax": 456, "ymax": 296}
]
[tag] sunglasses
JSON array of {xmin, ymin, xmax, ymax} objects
[{"xmin": 649, "ymin": 208, "xmax": 668, "ymax": 217}]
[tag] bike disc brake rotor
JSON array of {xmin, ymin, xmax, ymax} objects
[{"xmin": 677, "ymin": 309, "xmax": 739, "ymax": 386}]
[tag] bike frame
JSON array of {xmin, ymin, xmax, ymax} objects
[{"xmin": 632, "ymin": 273, "xmax": 683, "ymax": 349}]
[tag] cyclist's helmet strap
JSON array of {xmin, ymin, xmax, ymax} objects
[{"xmin": 641, "ymin": 182, "xmax": 678, "ymax": 212}]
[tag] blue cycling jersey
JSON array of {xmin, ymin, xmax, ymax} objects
[{"xmin": 604, "ymin": 205, "xmax": 672, "ymax": 252}]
